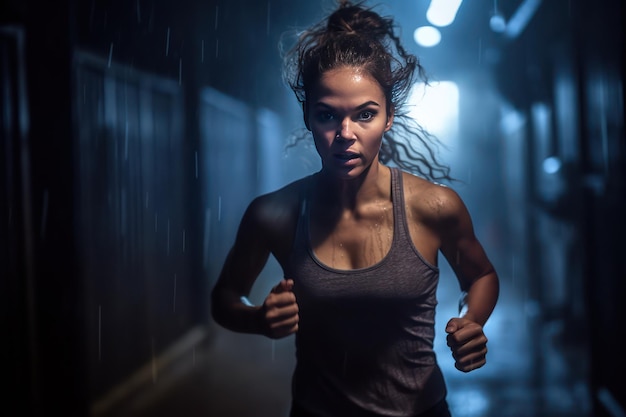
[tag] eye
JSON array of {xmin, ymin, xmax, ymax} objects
[
  {"xmin": 316, "ymin": 111, "xmax": 335, "ymax": 122},
  {"xmin": 358, "ymin": 110, "xmax": 376, "ymax": 121}
]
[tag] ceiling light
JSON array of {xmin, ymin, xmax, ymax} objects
[
  {"xmin": 413, "ymin": 26, "xmax": 441, "ymax": 47},
  {"xmin": 426, "ymin": 0, "xmax": 463, "ymax": 27}
]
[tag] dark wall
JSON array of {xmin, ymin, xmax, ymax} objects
[
  {"xmin": 493, "ymin": 0, "xmax": 625, "ymax": 414},
  {"xmin": 1, "ymin": 1, "xmax": 326, "ymax": 415}
]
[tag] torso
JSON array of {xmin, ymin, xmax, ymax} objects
[
  {"xmin": 310, "ymin": 168, "xmax": 440, "ymax": 270},
  {"xmin": 283, "ymin": 166, "xmax": 447, "ymax": 415},
  {"xmin": 263, "ymin": 167, "xmax": 445, "ymax": 270}
]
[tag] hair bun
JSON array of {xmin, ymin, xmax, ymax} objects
[{"xmin": 327, "ymin": 2, "xmax": 391, "ymax": 39}]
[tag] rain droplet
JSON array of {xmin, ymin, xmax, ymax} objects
[{"xmin": 166, "ymin": 27, "xmax": 170, "ymax": 56}]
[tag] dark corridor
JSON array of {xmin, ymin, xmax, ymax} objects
[{"xmin": 2, "ymin": 1, "xmax": 624, "ymax": 416}]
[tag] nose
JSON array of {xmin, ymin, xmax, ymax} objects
[{"xmin": 336, "ymin": 118, "xmax": 354, "ymax": 140}]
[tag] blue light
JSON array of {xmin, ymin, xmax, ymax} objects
[
  {"xmin": 543, "ymin": 156, "xmax": 562, "ymax": 174},
  {"xmin": 490, "ymin": 13, "xmax": 506, "ymax": 33},
  {"xmin": 426, "ymin": 0, "xmax": 463, "ymax": 27},
  {"xmin": 408, "ymin": 81, "xmax": 459, "ymax": 145},
  {"xmin": 413, "ymin": 26, "xmax": 441, "ymax": 48}
]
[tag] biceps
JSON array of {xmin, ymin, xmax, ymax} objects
[
  {"xmin": 442, "ymin": 237, "xmax": 494, "ymax": 291},
  {"xmin": 215, "ymin": 240, "xmax": 270, "ymax": 296}
]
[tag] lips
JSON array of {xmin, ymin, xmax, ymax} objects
[{"xmin": 334, "ymin": 152, "xmax": 359, "ymax": 161}]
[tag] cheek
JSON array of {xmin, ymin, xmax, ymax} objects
[
  {"xmin": 311, "ymin": 129, "xmax": 334, "ymax": 148},
  {"xmin": 311, "ymin": 132, "xmax": 331, "ymax": 156}
]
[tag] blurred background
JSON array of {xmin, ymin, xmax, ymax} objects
[{"xmin": 1, "ymin": 0, "xmax": 624, "ymax": 416}]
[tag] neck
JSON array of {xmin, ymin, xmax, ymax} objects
[{"xmin": 314, "ymin": 162, "xmax": 390, "ymax": 210}]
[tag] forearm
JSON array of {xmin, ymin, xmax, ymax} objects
[
  {"xmin": 460, "ymin": 270, "xmax": 499, "ymax": 326},
  {"xmin": 211, "ymin": 288, "xmax": 265, "ymax": 335}
]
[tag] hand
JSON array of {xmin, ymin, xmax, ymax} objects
[
  {"xmin": 260, "ymin": 279, "xmax": 299, "ymax": 339},
  {"xmin": 445, "ymin": 317, "xmax": 488, "ymax": 372}
]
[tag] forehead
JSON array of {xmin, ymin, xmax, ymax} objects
[{"xmin": 309, "ymin": 66, "xmax": 386, "ymax": 103}]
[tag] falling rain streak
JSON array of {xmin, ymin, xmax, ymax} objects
[
  {"xmin": 173, "ymin": 274, "xmax": 177, "ymax": 312},
  {"xmin": 166, "ymin": 27, "xmax": 170, "ymax": 57},
  {"xmin": 98, "ymin": 305, "xmax": 102, "ymax": 361},
  {"xmin": 266, "ymin": 1, "xmax": 271, "ymax": 36},
  {"xmin": 203, "ymin": 208, "xmax": 211, "ymax": 269},
  {"xmin": 195, "ymin": 151, "xmax": 199, "ymax": 178},
  {"xmin": 151, "ymin": 338, "xmax": 157, "ymax": 383},
  {"xmin": 124, "ymin": 121, "xmax": 129, "ymax": 160},
  {"xmin": 511, "ymin": 255, "xmax": 516, "ymax": 288},
  {"xmin": 179, "ymin": 59, "xmax": 183, "ymax": 85},
  {"xmin": 108, "ymin": 42, "xmax": 113, "ymax": 68}
]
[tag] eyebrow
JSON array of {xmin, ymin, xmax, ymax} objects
[{"xmin": 314, "ymin": 100, "xmax": 381, "ymax": 110}]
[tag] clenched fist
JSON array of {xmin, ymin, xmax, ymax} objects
[
  {"xmin": 445, "ymin": 317, "xmax": 488, "ymax": 373},
  {"xmin": 260, "ymin": 279, "xmax": 299, "ymax": 339}
]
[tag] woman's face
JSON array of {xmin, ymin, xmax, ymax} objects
[{"xmin": 305, "ymin": 66, "xmax": 393, "ymax": 180}]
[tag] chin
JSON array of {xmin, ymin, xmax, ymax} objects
[{"xmin": 321, "ymin": 165, "xmax": 366, "ymax": 181}]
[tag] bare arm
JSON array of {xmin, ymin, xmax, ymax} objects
[
  {"xmin": 211, "ymin": 197, "xmax": 271, "ymax": 334},
  {"xmin": 437, "ymin": 187, "xmax": 500, "ymax": 371},
  {"xmin": 210, "ymin": 195, "xmax": 299, "ymax": 338},
  {"xmin": 437, "ymin": 188, "xmax": 499, "ymax": 323}
]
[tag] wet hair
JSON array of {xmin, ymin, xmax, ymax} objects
[{"xmin": 282, "ymin": 0, "xmax": 453, "ymax": 182}]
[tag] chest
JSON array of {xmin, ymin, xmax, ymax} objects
[{"xmin": 309, "ymin": 202, "xmax": 439, "ymax": 269}]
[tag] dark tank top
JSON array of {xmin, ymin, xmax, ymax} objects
[{"xmin": 283, "ymin": 167, "xmax": 447, "ymax": 417}]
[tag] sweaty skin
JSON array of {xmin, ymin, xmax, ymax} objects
[{"xmin": 211, "ymin": 66, "xmax": 499, "ymax": 374}]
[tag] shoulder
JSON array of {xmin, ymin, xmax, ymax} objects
[
  {"xmin": 241, "ymin": 177, "xmax": 308, "ymax": 241},
  {"xmin": 400, "ymin": 171, "xmax": 468, "ymax": 226}
]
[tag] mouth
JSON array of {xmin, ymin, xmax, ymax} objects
[{"xmin": 333, "ymin": 152, "xmax": 359, "ymax": 161}]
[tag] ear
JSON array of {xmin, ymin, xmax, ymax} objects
[
  {"xmin": 384, "ymin": 106, "xmax": 395, "ymax": 132},
  {"xmin": 302, "ymin": 102, "xmax": 311, "ymax": 131}
]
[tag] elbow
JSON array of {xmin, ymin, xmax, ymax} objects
[{"xmin": 210, "ymin": 284, "xmax": 227, "ymax": 327}]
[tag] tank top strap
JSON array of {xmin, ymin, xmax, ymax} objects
[{"xmin": 390, "ymin": 167, "xmax": 409, "ymax": 243}]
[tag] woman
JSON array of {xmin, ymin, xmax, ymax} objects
[{"xmin": 211, "ymin": 1, "xmax": 499, "ymax": 416}]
